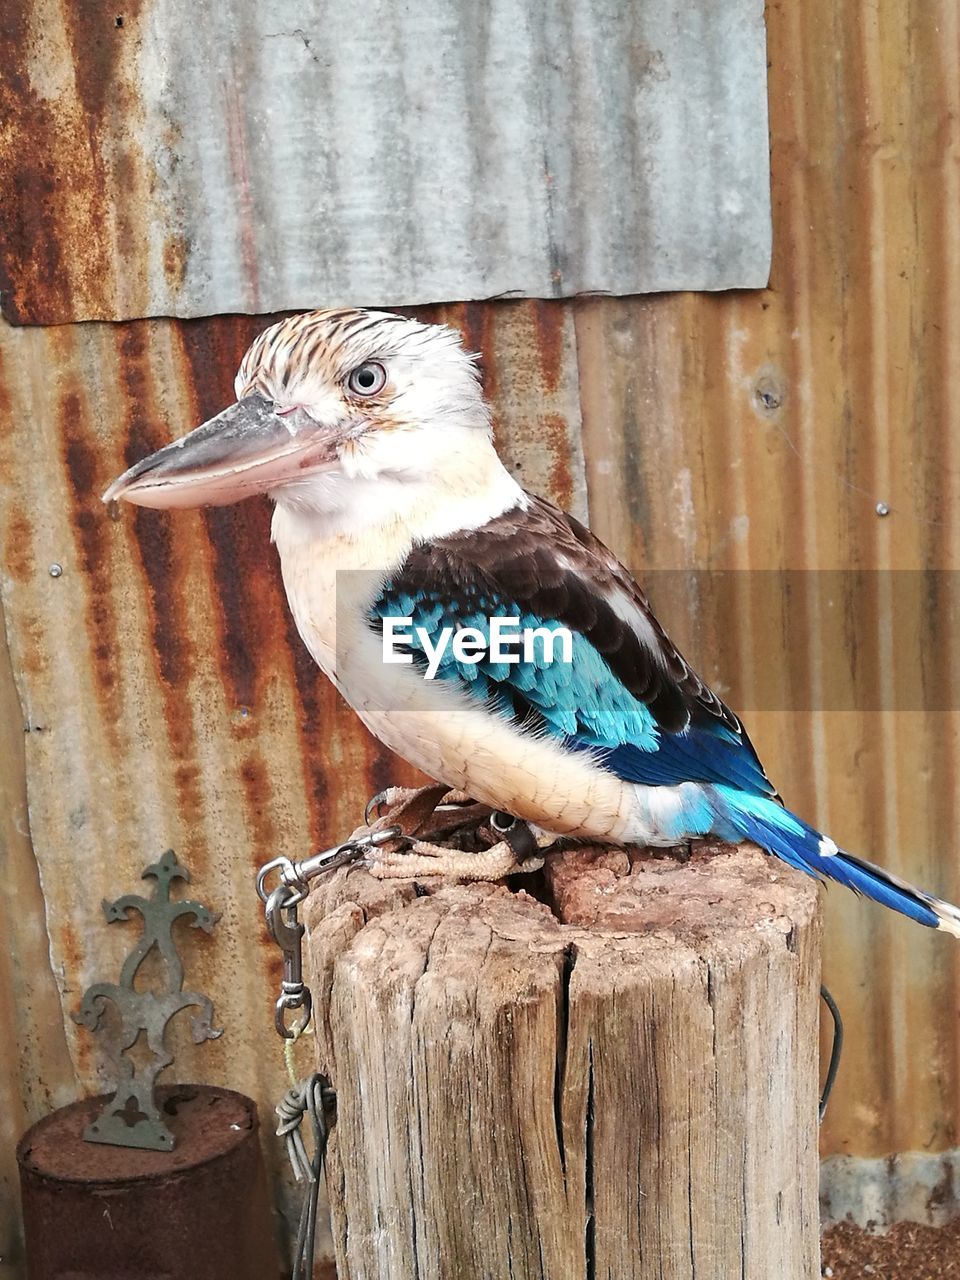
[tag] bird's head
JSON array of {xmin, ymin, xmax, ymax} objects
[{"xmin": 102, "ymin": 309, "xmax": 494, "ymax": 515}]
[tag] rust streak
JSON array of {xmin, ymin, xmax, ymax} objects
[
  {"xmin": 222, "ymin": 76, "xmax": 261, "ymax": 313},
  {"xmin": 62, "ymin": 393, "xmax": 127, "ymax": 728},
  {"xmin": 533, "ymin": 299, "xmax": 565, "ymax": 395},
  {"xmin": 0, "ymin": 5, "xmax": 69, "ymax": 322},
  {"xmin": 459, "ymin": 302, "xmax": 498, "ymax": 402},
  {"xmin": 3, "ymin": 510, "xmax": 35, "ymax": 586},
  {"xmin": 542, "ymin": 412, "xmax": 575, "ymax": 512},
  {"xmin": 0, "ymin": 0, "xmax": 148, "ymax": 322},
  {"xmin": 118, "ymin": 324, "xmax": 203, "ymax": 832},
  {"xmin": 283, "ymin": 608, "xmax": 331, "ymax": 850}
]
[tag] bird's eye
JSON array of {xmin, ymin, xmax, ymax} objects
[{"xmin": 347, "ymin": 362, "xmax": 387, "ymax": 396}]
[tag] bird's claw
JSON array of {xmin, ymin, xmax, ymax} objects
[{"xmin": 364, "ymin": 786, "xmax": 425, "ymax": 825}]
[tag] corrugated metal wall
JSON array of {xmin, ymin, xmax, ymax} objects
[
  {"xmin": 0, "ymin": 0, "xmax": 770, "ymax": 319},
  {"xmin": 2, "ymin": 0, "xmax": 959, "ymax": 1273},
  {"xmin": 573, "ymin": 0, "xmax": 960, "ymax": 1180},
  {"xmin": 0, "ymin": 305, "xmax": 586, "ymax": 1273}
]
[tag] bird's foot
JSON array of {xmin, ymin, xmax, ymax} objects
[
  {"xmin": 357, "ymin": 786, "xmax": 552, "ymax": 881},
  {"xmin": 367, "ymin": 837, "xmax": 545, "ymax": 882}
]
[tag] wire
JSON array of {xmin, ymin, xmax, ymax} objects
[
  {"xmin": 819, "ymin": 984, "xmax": 844, "ymax": 1122},
  {"xmin": 276, "ymin": 1072, "xmax": 335, "ymax": 1280}
]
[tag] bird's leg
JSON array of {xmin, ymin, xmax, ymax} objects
[
  {"xmin": 357, "ymin": 789, "xmax": 551, "ymax": 881},
  {"xmin": 366, "ymin": 837, "xmax": 545, "ymax": 882}
]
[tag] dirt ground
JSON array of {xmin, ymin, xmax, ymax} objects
[{"xmin": 822, "ymin": 1219, "xmax": 960, "ymax": 1278}]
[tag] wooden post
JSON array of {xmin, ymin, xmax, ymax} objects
[{"xmin": 303, "ymin": 840, "xmax": 822, "ymax": 1280}]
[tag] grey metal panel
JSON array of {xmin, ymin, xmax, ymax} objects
[
  {"xmin": 0, "ymin": 0, "xmax": 770, "ymax": 323},
  {"xmin": 821, "ymin": 1153, "xmax": 960, "ymax": 1230}
]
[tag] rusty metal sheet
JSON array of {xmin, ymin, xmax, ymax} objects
[
  {"xmin": 0, "ymin": 0, "xmax": 771, "ymax": 325},
  {"xmin": 0, "ymin": 624, "xmax": 77, "ymax": 1277},
  {"xmin": 574, "ymin": 0, "xmax": 960, "ymax": 1170},
  {"xmin": 0, "ymin": 301, "xmax": 584, "ymax": 1270}
]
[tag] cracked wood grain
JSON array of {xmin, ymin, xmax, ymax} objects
[{"xmin": 302, "ymin": 841, "xmax": 821, "ymax": 1280}]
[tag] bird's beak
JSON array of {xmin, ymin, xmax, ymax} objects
[{"xmin": 102, "ymin": 393, "xmax": 338, "ymax": 509}]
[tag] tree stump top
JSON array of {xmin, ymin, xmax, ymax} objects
[{"xmin": 302, "ymin": 841, "xmax": 822, "ymax": 1280}]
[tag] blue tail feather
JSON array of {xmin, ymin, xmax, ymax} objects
[{"xmin": 713, "ymin": 787, "xmax": 948, "ymax": 931}]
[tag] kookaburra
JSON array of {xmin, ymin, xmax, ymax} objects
[{"xmin": 104, "ymin": 308, "xmax": 960, "ymax": 935}]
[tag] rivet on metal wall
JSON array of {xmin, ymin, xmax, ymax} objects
[
  {"xmin": 753, "ymin": 374, "xmax": 785, "ymax": 416},
  {"xmin": 48, "ymin": 564, "xmax": 62, "ymax": 578},
  {"xmin": 876, "ymin": 502, "xmax": 890, "ymax": 517}
]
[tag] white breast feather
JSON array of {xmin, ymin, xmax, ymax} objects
[{"xmin": 272, "ymin": 493, "xmax": 699, "ymax": 847}]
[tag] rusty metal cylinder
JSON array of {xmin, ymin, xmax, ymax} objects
[{"xmin": 17, "ymin": 1084, "xmax": 280, "ymax": 1280}]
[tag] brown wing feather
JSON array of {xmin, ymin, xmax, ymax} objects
[{"xmin": 397, "ymin": 493, "xmax": 738, "ymax": 735}]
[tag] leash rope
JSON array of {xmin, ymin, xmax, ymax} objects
[{"xmin": 276, "ymin": 1070, "xmax": 335, "ymax": 1280}]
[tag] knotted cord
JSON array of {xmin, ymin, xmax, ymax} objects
[{"xmin": 276, "ymin": 1069, "xmax": 336, "ymax": 1280}]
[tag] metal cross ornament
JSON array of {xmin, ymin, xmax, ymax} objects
[{"xmin": 73, "ymin": 849, "xmax": 222, "ymax": 1151}]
